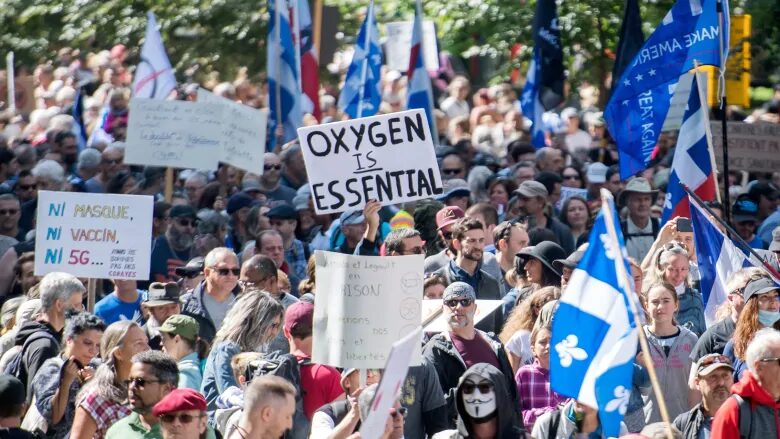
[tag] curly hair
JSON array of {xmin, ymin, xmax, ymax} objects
[{"xmin": 499, "ymin": 286, "xmax": 560, "ymax": 344}]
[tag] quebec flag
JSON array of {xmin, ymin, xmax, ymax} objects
[
  {"xmin": 268, "ymin": 0, "xmax": 303, "ymax": 150},
  {"xmin": 661, "ymin": 72, "xmax": 718, "ymax": 223},
  {"xmin": 406, "ymin": 0, "xmax": 437, "ymax": 145},
  {"xmin": 338, "ymin": 0, "xmax": 383, "ymax": 119},
  {"xmin": 605, "ymin": 0, "xmax": 729, "ymax": 179},
  {"xmin": 551, "ymin": 190, "xmax": 638, "ymax": 438},
  {"xmin": 520, "ymin": 56, "xmax": 546, "ymax": 148}
]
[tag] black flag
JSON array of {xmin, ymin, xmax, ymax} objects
[
  {"xmin": 611, "ymin": 0, "xmax": 645, "ymax": 91},
  {"xmin": 533, "ymin": 0, "xmax": 565, "ymax": 110}
]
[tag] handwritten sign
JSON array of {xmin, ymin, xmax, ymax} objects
[
  {"xmin": 312, "ymin": 251, "xmax": 423, "ymax": 369},
  {"xmin": 125, "ymin": 98, "xmax": 222, "ymax": 170},
  {"xmin": 359, "ymin": 327, "xmax": 422, "ymax": 439},
  {"xmin": 34, "ymin": 191, "xmax": 153, "ymax": 280},
  {"xmin": 711, "ymin": 122, "xmax": 780, "ymax": 174},
  {"xmin": 384, "ymin": 21, "xmax": 439, "ymax": 72},
  {"xmin": 297, "ymin": 109, "xmax": 443, "ymax": 215},
  {"xmin": 198, "ymin": 88, "xmax": 268, "ymax": 175},
  {"xmin": 421, "ymin": 299, "xmax": 504, "ymax": 333}
]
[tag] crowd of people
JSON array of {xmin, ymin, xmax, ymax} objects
[{"xmin": 0, "ymin": 46, "xmax": 780, "ymax": 439}]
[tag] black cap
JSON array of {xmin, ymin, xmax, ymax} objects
[
  {"xmin": 748, "ymin": 182, "xmax": 780, "ymax": 203},
  {"xmin": 174, "ymin": 257, "xmax": 205, "ymax": 278},
  {"xmin": 266, "ymin": 203, "xmax": 298, "ymax": 220},
  {"xmin": 145, "ymin": 282, "xmax": 181, "ymax": 307},
  {"xmin": 169, "ymin": 205, "xmax": 197, "ymax": 220},
  {"xmin": 0, "ymin": 374, "xmax": 25, "ymax": 406},
  {"xmin": 227, "ymin": 193, "xmax": 259, "ymax": 215}
]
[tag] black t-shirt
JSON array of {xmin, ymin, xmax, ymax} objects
[
  {"xmin": 0, "ymin": 427, "xmax": 38, "ymax": 439},
  {"xmin": 689, "ymin": 317, "xmax": 736, "ymax": 362}
]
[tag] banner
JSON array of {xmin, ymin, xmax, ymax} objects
[
  {"xmin": 711, "ymin": 122, "xmax": 780, "ymax": 174},
  {"xmin": 384, "ymin": 21, "xmax": 439, "ymax": 71},
  {"xmin": 125, "ymin": 98, "xmax": 222, "ymax": 170},
  {"xmin": 34, "ymin": 191, "xmax": 154, "ymax": 280},
  {"xmin": 297, "ymin": 109, "xmax": 442, "ymax": 215},
  {"xmin": 198, "ymin": 88, "xmax": 268, "ymax": 175},
  {"xmin": 312, "ymin": 251, "xmax": 423, "ymax": 369}
]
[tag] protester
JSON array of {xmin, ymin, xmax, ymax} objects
[
  {"xmin": 515, "ymin": 241, "xmax": 566, "ymax": 289},
  {"xmin": 174, "ymin": 257, "xmax": 205, "ymax": 294},
  {"xmin": 152, "ymin": 388, "xmax": 213, "ymax": 439},
  {"xmin": 558, "ymin": 196, "xmax": 590, "ymax": 248},
  {"xmin": 620, "ymin": 177, "xmax": 660, "ymax": 262},
  {"xmin": 225, "ymin": 376, "xmax": 297, "ymax": 439},
  {"xmin": 357, "ymin": 384, "xmax": 405, "ymax": 439},
  {"xmin": 500, "ymin": 287, "xmax": 559, "ymax": 371},
  {"xmin": 158, "ymin": 315, "xmax": 202, "ymax": 391},
  {"xmin": 31, "ymin": 313, "xmax": 105, "ymax": 439},
  {"xmin": 493, "ymin": 221, "xmax": 530, "ymax": 292},
  {"xmin": 150, "ymin": 205, "xmax": 198, "ymax": 282},
  {"xmin": 673, "ymin": 353, "xmax": 734, "ymax": 439},
  {"xmin": 142, "ymin": 282, "xmax": 182, "ymax": 351},
  {"xmin": 532, "ymin": 399, "xmax": 629, "ymax": 438},
  {"xmin": 512, "ymin": 181, "xmax": 574, "ymax": 253},
  {"xmin": 515, "ymin": 324, "xmax": 568, "ymax": 428},
  {"xmin": 94, "ymin": 279, "xmax": 144, "ymax": 325},
  {"xmin": 267, "ymin": 203, "xmax": 309, "ymax": 281},
  {"xmin": 0, "ymin": 374, "xmax": 36, "ymax": 439}
]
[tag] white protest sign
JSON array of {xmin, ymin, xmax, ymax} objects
[
  {"xmin": 555, "ymin": 186, "xmax": 588, "ymax": 211},
  {"xmin": 384, "ymin": 21, "xmax": 439, "ymax": 71},
  {"xmin": 125, "ymin": 98, "xmax": 222, "ymax": 170},
  {"xmin": 198, "ymin": 88, "xmax": 268, "ymax": 175},
  {"xmin": 34, "ymin": 191, "xmax": 153, "ymax": 280},
  {"xmin": 297, "ymin": 109, "xmax": 443, "ymax": 215},
  {"xmin": 421, "ymin": 299, "xmax": 504, "ymax": 333},
  {"xmin": 312, "ymin": 251, "xmax": 423, "ymax": 369},
  {"xmin": 359, "ymin": 327, "xmax": 422, "ymax": 439}
]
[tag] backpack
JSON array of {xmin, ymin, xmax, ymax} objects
[
  {"xmin": 733, "ymin": 394, "xmax": 753, "ymax": 439},
  {"xmin": 3, "ymin": 331, "xmax": 58, "ymax": 397},
  {"xmin": 248, "ymin": 352, "xmax": 311, "ymax": 439}
]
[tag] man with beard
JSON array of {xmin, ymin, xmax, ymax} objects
[
  {"xmin": 512, "ymin": 180, "xmax": 574, "ymax": 254},
  {"xmin": 106, "ymin": 351, "xmax": 179, "ymax": 439},
  {"xmin": 259, "ymin": 153, "xmax": 296, "ymax": 204},
  {"xmin": 52, "ymin": 131, "xmax": 79, "ymax": 174},
  {"xmin": 673, "ymin": 354, "xmax": 734, "ymax": 439},
  {"xmin": 85, "ymin": 145, "xmax": 127, "ymax": 194},
  {"xmin": 142, "ymin": 282, "xmax": 182, "ymax": 350},
  {"xmin": 13, "ymin": 272, "xmax": 84, "ymax": 399},
  {"xmin": 432, "ymin": 218, "xmax": 503, "ymax": 333},
  {"xmin": 150, "ymin": 205, "xmax": 197, "ymax": 283},
  {"xmin": 432, "ymin": 363, "xmax": 524, "ymax": 439}
]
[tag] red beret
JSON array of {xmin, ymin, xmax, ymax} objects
[
  {"xmin": 284, "ymin": 302, "xmax": 314, "ymax": 334},
  {"xmin": 152, "ymin": 388, "xmax": 207, "ymax": 417}
]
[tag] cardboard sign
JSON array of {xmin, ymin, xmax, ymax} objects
[
  {"xmin": 312, "ymin": 251, "xmax": 423, "ymax": 369},
  {"xmin": 556, "ymin": 186, "xmax": 589, "ymax": 211},
  {"xmin": 359, "ymin": 327, "xmax": 422, "ymax": 439},
  {"xmin": 421, "ymin": 299, "xmax": 504, "ymax": 333},
  {"xmin": 297, "ymin": 109, "xmax": 443, "ymax": 215},
  {"xmin": 384, "ymin": 21, "xmax": 439, "ymax": 72},
  {"xmin": 125, "ymin": 98, "xmax": 222, "ymax": 170},
  {"xmin": 34, "ymin": 191, "xmax": 154, "ymax": 280},
  {"xmin": 198, "ymin": 88, "xmax": 268, "ymax": 175},
  {"xmin": 711, "ymin": 122, "xmax": 780, "ymax": 175}
]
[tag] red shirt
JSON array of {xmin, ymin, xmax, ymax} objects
[
  {"xmin": 450, "ymin": 332, "xmax": 500, "ymax": 370},
  {"xmin": 296, "ymin": 355, "xmax": 344, "ymax": 419}
]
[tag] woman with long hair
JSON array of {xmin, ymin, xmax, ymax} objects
[
  {"xmin": 515, "ymin": 241, "xmax": 566, "ymax": 289},
  {"xmin": 561, "ymin": 166, "xmax": 584, "ymax": 189},
  {"xmin": 647, "ymin": 243, "xmax": 706, "ymax": 336},
  {"xmin": 201, "ymin": 290, "xmax": 285, "ymax": 411},
  {"xmin": 70, "ymin": 321, "xmax": 149, "ymax": 439},
  {"xmin": 30, "ymin": 313, "xmax": 106, "ymax": 439},
  {"xmin": 558, "ymin": 196, "xmax": 591, "ymax": 248},
  {"xmin": 723, "ymin": 276, "xmax": 780, "ymax": 380},
  {"xmin": 641, "ymin": 282, "xmax": 698, "ymax": 424},
  {"xmin": 500, "ymin": 286, "xmax": 560, "ymax": 372}
]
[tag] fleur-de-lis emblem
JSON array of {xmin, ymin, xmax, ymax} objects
[
  {"xmin": 664, "ymin": 192, "xmax": 672, "ymax": 209},
  {"xmin": 604, "ymin": 385, "xmax": 631, "ymax": 415},
  {"xmin": 555, "ymin": 334, "xmax": 588, "ymax": 367},
  {"xmin": 600, "ymin": 234, "xmax": 616, "ymax": 260}
]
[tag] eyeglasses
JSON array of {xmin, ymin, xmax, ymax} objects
[
  {"xmin": 444, "ymin": 298, "xmax": 473, "ymax": 308},
  {"xmin": 160, "ymin": 413, "xmax": 203, "ymax": 424},
  {"xmin": 442, "ymin": 168, "xmax": 463, "ymax": 176},
  {"xmin": 264, "ymin": 164, "xmax": 282, "ymax": 171},
  {"xmin": 176, "ymin": 218, "xmax": 197, "ymax": 227},
  {"xmin": 461, "ymin": 382, "xmax": 494, "ymax": 394},
  {"xmin": 214, "ymin": 268, "xmax": 240, "ymax": 276},
  {"xmin": 17, "ymin": 184, "xmax": 36, "ymax": 191},
  {"xmin": 124, "ymin": 377, "xmax": 161, "ymax": 388},
  {"xmin": 0, "ymin": 209, "xmax": 18, "ymax": 216},
  {"xmin": 390, "ymin": 407, "xmax": 407, "ymax": 419},
  {"xmin": 758, "ymin": 357, "xmax": 780, "ymax": 366}
]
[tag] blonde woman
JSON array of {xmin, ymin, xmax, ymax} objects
[
  {"xmin": 70, "ymin": 321, "xmax": 150, "ymax": 439},
  {"xmin": 499, "ymin": 286, "xmax": 560, "ymax": 373}
]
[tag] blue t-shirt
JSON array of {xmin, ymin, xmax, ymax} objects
[{"xmin": 94, "ymin": 291, "xmax": 145, "ymax": 325}]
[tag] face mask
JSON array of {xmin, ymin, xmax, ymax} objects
[
  {"xmin": 758, "ymin": 310, "xmax": 780, "ymax": 327},
  {"xmin": 64, "ymin": 306, "xmax": 81, "ymax": 319},
  {"xmin": 461, "ymin": 380, "xmax": 497, "ymax": 421}
]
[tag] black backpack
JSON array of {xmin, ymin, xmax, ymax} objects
[
  {"xmin": 248, "ymin": 352, "xmax": 311, "ymax": 439},
  {"xmin": 3, "ymin": 331, "xmax": 58, "ymax": 398}
]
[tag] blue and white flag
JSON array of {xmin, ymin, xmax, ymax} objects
[
  {"xmin": 520, "ymin": 56, "xmax": 546, "ymax": 148},
  {"xmin": 605, "ymin": 0, "xmax": 729, "ymax": 179},
  {"xmin": 551, "ymin": 191, "xmax": 638, "ymax": 438},
  {"xmin": 268, "ymin": 0, "xmax": 302, "ymax": 150},
  {"xmin": 132, "ymin": 12, "xmax": 177, "ymax": 99},
  {"xmin": 338, "ymin": 0, "xmax": 382, "ymax": 119},
  {"xmin": 406, "ymin": 0, "xmax": 436, "ymax": 146}
]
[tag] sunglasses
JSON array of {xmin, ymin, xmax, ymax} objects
[
  {"xmin": 160, "ymin": 413, "xmax": 202, "ymax": 424},
  {"xmin": 444, "ymin": 298, "xmax": 473, "ymax": 308},
  {"xmin": 563, "ymin": 174, "xmax": 581, "ymax": 180},
  {"xmin": 214, "ymin": 268, "xmax": 240, "ymax": 276},
  {"xmin": 461, "ymin": 382, "xmax": 494, "ymax": 394},
  {"xmin": 176, "ymin": 219, "xmax": 197, "ymax": 227},
  {"xmin": 124, "ymin": 377, "xmax": 161, "ymax": 388},
  {"xmin": 697, "ymin": 354, "xmax": 730, "ymax": 372},
  {"xmin": 0, "ymin": 209, "xmax": 18, "ymax": 216},
  {"xmin": 18, "ymin": 184, "xmax": 36, "ymax": 190},
  {"xmin": 442, "ymin": 168, "xmax": 463, "ymax": 176},
  {"xmin": 103, "ymin": 159, "xmax": 123, "ymax": 165},
  {"xmin": 390, "ymin": 407, "xmax": 408, "ymax": 419},
  {"xmin": 264, "ymin": 164, "xmax": 282, "ymax": 171},
  {"xmin": 181, "ymin": 271, "xmax": 202, "ymax": 279}
]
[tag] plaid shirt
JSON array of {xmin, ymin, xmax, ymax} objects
[
  {"xmin": 79, "ymin": 390, "xmax": 132, "ymax": 439},
  {"xmin": 285, "ymin": 239, "xmax": 308, "ymax": 281},
  {"xmin": 515, "ymin": 359, "xmax": 569, "ymax": 428}
]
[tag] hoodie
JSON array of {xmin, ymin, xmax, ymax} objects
[
  {"xmin": 13, "ymin": 319, "xmax": 61, "ymax": 399},
  {"xmin": 433, "ymin": 363, "xmax": 525, "ymax": 439},
  {"xmin": 711, "ymin": 371, "xmax": 780, "ymax": 439}
]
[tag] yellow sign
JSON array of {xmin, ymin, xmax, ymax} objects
[{"xmin": 702, "ymin": 15, "xmax": 751, "ymax": 108}]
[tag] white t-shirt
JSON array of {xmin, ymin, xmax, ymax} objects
[{"xmin": 505, "ymin": 329, "xmax": 533, "ymax": 365}]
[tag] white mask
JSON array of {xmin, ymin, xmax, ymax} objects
[{"xmin": 462, "ymin": 380, "xmax": 497, "ymax": 420}]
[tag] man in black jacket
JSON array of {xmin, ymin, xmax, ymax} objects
[{"xmin": 674, "ymin": 354, "xmax": 734, "ymax": 439}]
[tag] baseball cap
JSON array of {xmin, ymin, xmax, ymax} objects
[
  {"xmin": 284, "ymin": 302, "xmax": 314, "ymax": 334},
  {"xmin": 732, "ymin": 195, "xmax": 759, "ymax": 223},
  {"xmin": 227, "ymin": 193, "xmax": 260, "ymax": 215},
  {"xmin": 442, "ymin": 281, "xmax": 476, "ymax": 301},
  {"xmin": 175, "ymin": 257, "xmax": 205, "ymax": 278},
  {"xmin": 242, "ymin": 179, "xmax": 262, "ymax": 193},
  {"xmin": 769, "ymin": 226, "xmax": 780, "ymax": 252},
  {"xmin": 514, "ymin": 180, "xmax": 548, "ymax": 198},
  {"xmin": 339, "ymin": 210, "xmax": 366, "ymax": 226},
  {"xmin": 169, "ymin": 205, "xmax": 197, "ymax": 220},
  {"xmin": 145, "ymin": 282, "xmax": 181, "ymax": 307},
  {"xmin": 436, "ymin": 206, "xmax": 465, "ymax": 231},
  {"xmin": 437, "ymin": 179, "xmax": 470, "ymax": 202},
  {"xmin": 743, "ymin": 277, "xmax": 779, "ymax": 302},
  {"xmin": 158, "ymin": 314, "xmax": 199, "ymax": 342},
  {"xmin": 152, "ymin": 388, "xmax": 207, "ymax": 417},
  {"xmin": 695, "ymin": 353, "xmax": 734, "ymax": 377},
  {"xmin": 586, "ymin": 162, "xmax": 608, "ymax": 184},
  {"xmin": 0, "ymin": 374, "xmax": 25, "ymax": 406},
  {"xmin": 748, "ymin": 182, "xmax": 780, "ymax": 203},
  {"xmin": 266, "ymin": 203, "xmax": 297, "ymax": 220}
]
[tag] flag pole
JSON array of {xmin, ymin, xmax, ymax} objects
[
  {"xmin": 716, "ymin": 0, "xmax": 731, "ymax": 220},
  {"xmin": 356, "ymin": 0, "xmax": 373, "ymax": 118},
  {"xmin": 312, "ymin": 0, "xmax": 323, "ymax": 59},
  {"xmin": 274, "ymin": 0, "xmax": 284, "ymax": 147},
  {"xmin": 292, "ymin": 0, "xmax": 303, "ymax": 95},
  {"xmin": 6, "ymin": 52, "xmax": 15, "ymax": 114},
  {"xmin": 601, "ymin": 188, "xmax": 675, "ymax": 439}
]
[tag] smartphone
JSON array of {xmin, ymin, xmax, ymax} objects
[{"xmin": 676, "ymin": 218, "xmax": 692, "ymax": 233}]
